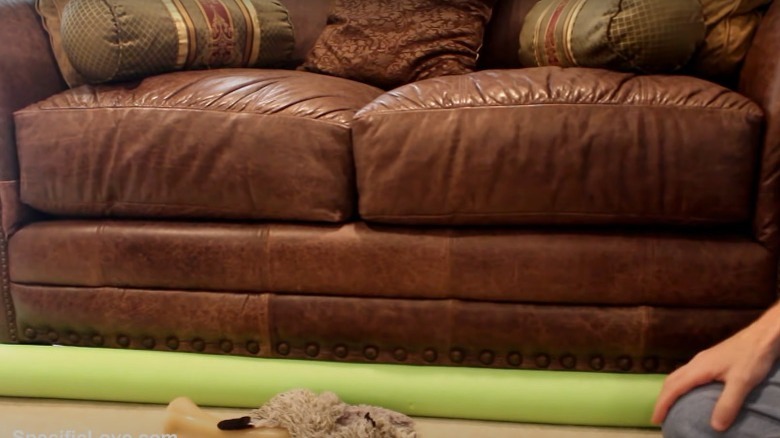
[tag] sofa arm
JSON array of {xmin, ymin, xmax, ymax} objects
[
  {"xmin": 741, "ymin": 1, "xmax": 780, "ymax": 252},
  {"xmin": 0, "ymin": 0, "xmax": 65, "ymax": 342},
  {"xmin": 0, "ymin": 0, "xmax": 65, "ymax": 181}
]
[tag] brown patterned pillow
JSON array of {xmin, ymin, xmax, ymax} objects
[
  {"xmin": 300, "ymin": 0, "xmax": 495, "ymax": 89},
  {"xmin": 37, "ymin": 0, "xmax": 295, "ymax": 85},
  {"xmin": 519, "ymin": 0, "xmax": 706, "ymax": 74}
]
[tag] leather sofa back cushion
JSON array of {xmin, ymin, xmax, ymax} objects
[
  {"xmin": 278, "ymin": 0, "xmax": 331, "ymax": 63},
  {"xmin": 13, "ymin": 69, "xmax": 383, "ymax": 222},
  {"xmin": 300, "ymin": 0, "xmax": 495, "ymax": 90},
  {"xmin": 353, "ymin": 67, "xmax": 763, "ymax": 226},
  {"xmin": 519, "ymin": 0, "xmax": 705, "ymax": 73},
  {"xmin": 480, "ymin": 0, "xmax": 538, "ymax": 69},
  {"xmin": 692, "ymin": 0, "xmax": 773, "ymax": 80},
  {"xmin": 58, "ymin": 0, "xmax": 294, "ymax": 84}
]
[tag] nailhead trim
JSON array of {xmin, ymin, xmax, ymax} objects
[
  {"xmin": 334, "ymin": 345, "xmax": 348, "ymax": 358},
  {"xmin": 117, "ymin": 335, "xmax": 130, "ymax": 348},
  {"xmin": 479, "ymin": 350, "xmax": 495, "ymax": 366},
  {"xmin": 507, "ymin": 352, "xmax": 523, "ymax": 367},
  {"xmin": 0, "ymin": 229, "xmax": 17, "ymax": 342},
  {"xmin": 246, "ymin": 341, "xmax": 260, "ymax": 355},
  {"xmin": 9, "ymin": 327, "xmax": 676, "ymax": 373},
  {"xmin": 642, "ymin": 356, "xmax": 660, "ymax": 372},
  {"xmin": 617, "ymin": 356, "xmax": 633, "ymax": 371},
  {"xmin": 276, "ymin": 342, "xmax": 290, "ymax": 356},
  {"xmin": 560, "ymin": 354, "xmax": 576, "ymax": 369},
  {"xmin": 305, "ymin": 343, "xmax": 319, "ymax": 357},
  {"xmin": 364, "ymin": 346, "xmax": 379, "ymax": 360},
  {"xmin": 22, "ymin": 330, "xmax": 271, "ymax": 356},
  {"xmin": 393, "ymin": 348, "xmax": 407, "ymax": 361},
  {"xmin": 535, "ymin": 354, "xmax": 551, "ymax": 369},
  {"xmin": 220, "ymin": 340, "xmax": 234, "ymax": 353},
  {"xmin": 23, "ymin": 327, "xmax": 36, "ymax": 340},
  {"xmin": 192, "ymin": 338, "xmax": 206, "ymax": 352},
  {"xmin": 23, "ymin": 329, "xmax": 273, "ymax": 358}
]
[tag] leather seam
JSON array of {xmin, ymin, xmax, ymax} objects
[
  {"xmin": 362, "ymin": 210, "xmax": 747, "ymax": 223},
  {"xmin": 16, "ymin": 107, "xmax": 357, "ymax": 129},
  {"xmin": 14, "ymin": 197, "xmax": 348, "ymax": 218},
  {"xmin": 356, "ymin": 102, "xmax": 764, "ymax": 119}
]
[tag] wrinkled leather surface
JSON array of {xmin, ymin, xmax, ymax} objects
[
  {"xmin": 12, "ymin": 283, "xmax": 761, "ymax": 373},
  {"xmin": 269, "ymin": 295, "xmax": 759, "ymax": 371},
  {"xmin": 9, "ymin": 220, "xmax": 776, "ymax": 308},
  {"xmin": 354, "ymin": 67, "xmax": 763, "ymax": 226},
  {"xmin": 13, "ymin": 284, "xmax": 272, "ymax": 355},
  {"xmin": 15, "ymin": 69, "xmax": 383, "ymax": 222},
  {"xmin": 741, "ymin": 1, "xmax": 780, "ymax": 250}
]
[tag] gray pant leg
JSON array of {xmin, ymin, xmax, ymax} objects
[{"xmin": 663, "ymin": 362, "xmax": 780, "ymax": 438}]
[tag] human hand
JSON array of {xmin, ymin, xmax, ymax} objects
[{"xmin": 651, "ymin": 314, "xmax": 780, "ymax": 432}]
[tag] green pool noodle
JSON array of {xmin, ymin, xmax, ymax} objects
[{"xmin": 0, "ymin": 344, "xmax": 663, "ymax": 427}]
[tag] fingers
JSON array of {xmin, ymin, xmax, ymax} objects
[
  {"xmin": 652, "ymin": 366, "xmax": 715, "ymax": 424},
  {"xmin": 710, "ymin": 376, "xmax": 756, "ymax": 431}
]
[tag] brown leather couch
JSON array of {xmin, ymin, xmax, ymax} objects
[{"xmin": 1, "ymin": 0, "xmax": 779, "ymax": 375}]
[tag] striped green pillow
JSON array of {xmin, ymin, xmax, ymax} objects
[
  {"xmin": 58, "ymin": 0, "xmax": 295, "ymax": 84},
  {"xmin": 519, "ymin": 0, "xmax": 706, "ymax": 73}
]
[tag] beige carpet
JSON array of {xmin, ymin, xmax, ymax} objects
[{"xmin": 0, "ymin": 397, "xmax": 661, "ymax": 437}]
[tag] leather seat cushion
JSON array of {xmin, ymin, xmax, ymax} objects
[
  {"xmin": 353, "ymin": 67, "xmax": 764, "ymax": 226},
  {"xmin": 14, "ymin": 69, "xmax": 383, "ymax": 222}
]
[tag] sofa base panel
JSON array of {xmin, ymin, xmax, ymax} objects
[{"xmin": 11, "ymin": 284, "xmax": 761, "ymax": 373}]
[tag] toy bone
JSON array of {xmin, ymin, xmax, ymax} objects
[{"xmin": 163, "ymin": 396, "xmax": 290, "ymax": 438}]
